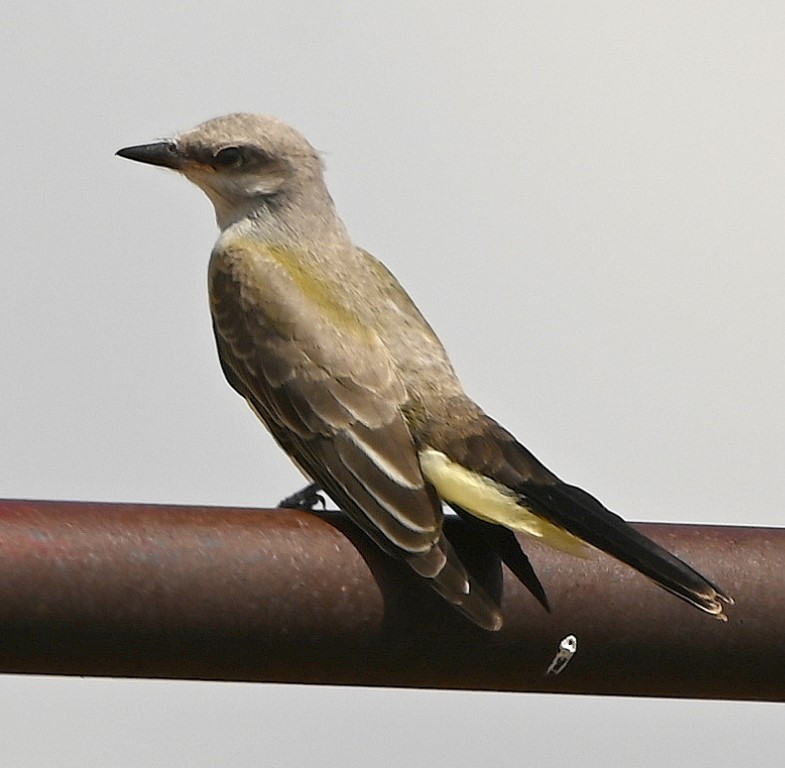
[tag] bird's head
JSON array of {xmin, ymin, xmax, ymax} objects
[{"xmin": 117, "ymin": 113, "xmax": 326, "ymax": 229}]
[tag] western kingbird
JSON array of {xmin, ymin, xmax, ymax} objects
[{"xmin": 117, "ymin": 114, "xmax": 732, "ymax": 630}]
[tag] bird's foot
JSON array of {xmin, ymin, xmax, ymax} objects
[{"xmin": 278, "ymin": 483, "xmax": 326, "ymax": 510}]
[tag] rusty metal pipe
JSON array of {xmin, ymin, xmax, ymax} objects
[{"xmin": 0, "ymin": 498, "xmax": 781, "ymax": 700}]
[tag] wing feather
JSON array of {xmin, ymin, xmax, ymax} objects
[{"xmin": 209, "ymin": 242, "xmax": 502, "ymax": 629}]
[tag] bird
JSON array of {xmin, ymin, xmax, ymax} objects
[{"xmin": 117, "ymin": 113, "xmax": 732, "ymax": 631}]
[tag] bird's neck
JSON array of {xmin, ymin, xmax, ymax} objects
[{"xmin": 216, "ymin": 184, "xmax": 351, "ymax": 253}]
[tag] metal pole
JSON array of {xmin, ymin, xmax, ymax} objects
[{"xmin": 0, "ymin": 498, "xmax": 780, "ymax": 700}]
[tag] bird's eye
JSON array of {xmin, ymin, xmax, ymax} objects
[{"xmin": 213, "ymin": 146, "xmax": 242, "ymax": 167}]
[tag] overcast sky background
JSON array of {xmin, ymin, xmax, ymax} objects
[{"xmin": 2, "ymin": 2, "xmax": 784, "ymax": 765}]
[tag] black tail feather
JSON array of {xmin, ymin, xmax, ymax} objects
[
  {"xmin": 518, "ymin": 481, "xmax": 733, "ymax": 618},
  {"xmin": 451, "ymin": 505, "xmax": 550, "ymax": 612}
]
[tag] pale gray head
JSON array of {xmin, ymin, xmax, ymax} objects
[{"xmin": 117, "ymin": 113, "xmax": 330, "ymax": 229}]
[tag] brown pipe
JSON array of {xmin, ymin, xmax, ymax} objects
[{"xmin": 0, "ymin": 499, "xmax": 779, "ymax": 700}]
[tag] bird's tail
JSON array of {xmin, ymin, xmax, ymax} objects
[
  {"xmin": 520, "ymin": 481, "xmax": 733, "ymax": 619},
  {"xmin": 407, "ymin": 537, "xmax": 503, "ymax": 631}
]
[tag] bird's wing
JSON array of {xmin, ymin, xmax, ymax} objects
[
  {"xmin": 421, "ymin": 413, "xmax": 732, "ymax": 619},
  {"xmin": 209, "ymin": 241, "xmax": 502, "ymax": 630}
]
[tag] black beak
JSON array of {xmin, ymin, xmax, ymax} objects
[{"xmin": 116, "ymin": 141, "xmax": 182, "ymax": 169}]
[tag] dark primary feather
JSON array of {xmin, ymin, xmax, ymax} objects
[{"xmin": 451, "ymin": 505, "xmax": 550, "ymax": 611}]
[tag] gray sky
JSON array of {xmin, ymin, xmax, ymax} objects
[{"xmin": 2, "ymin": 2, "xmax": 784, "ymax": 765}]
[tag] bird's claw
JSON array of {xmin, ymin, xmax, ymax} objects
[{"xmin": 278, "ymin": 483, "xmax": 326, "ymax": 510}]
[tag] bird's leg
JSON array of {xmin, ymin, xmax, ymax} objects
[{"xmin": 278, "ymin": 482, "xmax": 326, "ymax": 510}]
